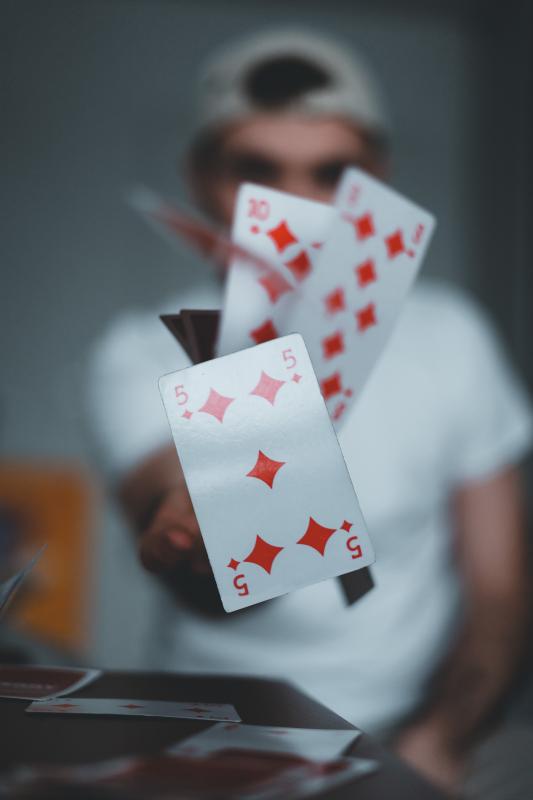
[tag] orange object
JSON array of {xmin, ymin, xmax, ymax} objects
[{"xmin": 0, "ymin": 463, "xmax": 97, "ymax": 654}]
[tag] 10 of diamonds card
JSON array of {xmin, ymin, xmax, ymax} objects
[
  {"xmin": 216, "ymin": 185, "xmax": 334, "ymax": 358},
  {"xmin": 159, "ymin": 334, "xmax": 374, "ymax": 612}
]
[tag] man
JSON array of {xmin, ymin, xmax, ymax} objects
[{"xmin": 87, "ymin": 30, "xmax": 532, "ymax": 792}]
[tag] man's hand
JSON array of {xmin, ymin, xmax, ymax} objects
[
  {"xmin": 118, "ymin": 444, "xmax": 211, "ymax": 577},
  {"xmin": 139, "ymin": 484, "xmax": 211, "ymax": 576},
  {"xmin": 394, "ymin": 466, "xmax": 529, "ymax": 796},
  {"xmin": 395, "ymin": 723, "xmax": 465, "ymax": 795}
]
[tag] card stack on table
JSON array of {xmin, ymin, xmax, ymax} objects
[
  {"xmin": 3, "ymin": 722, "xmax": 376, "ymax": 799},
  {"xmin": 156, "ymin": 167, "xmax": 435, "ymax": 614}
]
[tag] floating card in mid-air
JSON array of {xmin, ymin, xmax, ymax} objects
[
  {"xmin": 159, "ymin": 310, "xmax": 374, "ymax": 609},
  {"xmin": 216, "ymin": 184, "xmax": 335, "ymax": 357},
  {"xmin": 284, "ymin": 168, "xmax": 436, "ymax": 426},
  {"xmin": 159, "ymin": 334, "xmax": 374, "ymax": 612}
]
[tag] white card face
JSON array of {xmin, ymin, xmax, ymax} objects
[
  {"xmin": 26, "ymin": 698, "xmax": 241, "ymax": 722},
  {"xmin": 7, "ymin": 750, "xmax": 377, "ymax": 800},
  {"xmin": 167, "ymin": 724, "xmax": 360, "ymax": 761},
  {"xmin": 159, "ymin": 334, "xmax": 373, "ymax": 613},
  {"xmin": 283, "ymin": 168, "xmax": 436, "ymax": 427},
  {"xmin": 216, "ymin": 184, "xmax": 335, "ymax": 357}
]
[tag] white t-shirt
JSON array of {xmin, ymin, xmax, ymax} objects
[{"xmin": 87, "ymin": 279, "xmax": 532, "ymax": 734}]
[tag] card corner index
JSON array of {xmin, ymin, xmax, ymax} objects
[{"xmin": 158, "ymin": 363, "xmax": 191, "ymax": 395}]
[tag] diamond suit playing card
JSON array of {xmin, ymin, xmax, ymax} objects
[
  {"xmin": 216, "ymin": 185, "xmax": 335, "ymax": 357},
  {"xmin": 159, "ymin": 334, "xmax": 374, "ymax": 612},
  {"xmin": 283, "ymin": 167, "xmax": 436, "ymax": 426},
  {"xmin": 26, "ymin": 698, "xmax": 241, "ymax": 722},
  {"xmin": 167, "ymin": 724, "xmax": 360, "ymax": 761}
]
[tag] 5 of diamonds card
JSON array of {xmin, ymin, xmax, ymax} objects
[{"xmin": 159, "ymin": 334, "xmax": 374, "ymax": 612}]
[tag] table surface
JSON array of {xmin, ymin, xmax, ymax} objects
[{"xmin": 1, "ymin": 670, "xmax": 445, "ymax": 799}]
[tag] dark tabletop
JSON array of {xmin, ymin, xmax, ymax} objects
[{"xmin": 1, "ymin": 670, "xmax": 446, "ymax": 799}]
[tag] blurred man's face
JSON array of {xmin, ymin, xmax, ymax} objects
[{"xmin": 193, "ymin": 115, "xmax": 386, "ymax": 226}]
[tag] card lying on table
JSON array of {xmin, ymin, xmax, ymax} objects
[
  {"xmin": 4, "ymin": 751, "xmax": 377, "ymax": 800},
  {"xmin": 168, "ymin": 723, "xmax": 360, "ymax": 761},
  {"xmin": 159, "ymin": 333, "xmax": 374, "ymax": 612},
  {"xmin": 0, "ymin": 665, "xmax": 101, "ymax": 701},
  {"xmin": 26, "ymin": 697, "xmax": 241, "ymax": 722}
]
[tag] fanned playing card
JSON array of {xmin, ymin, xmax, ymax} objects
[
  {"xmin": 283, "ymin": 167, "xmax": 436, "ymax": 426},
  {"xmin": 159, "ymin": 311, "xmax": 372, "ymax": 608},
  {"xmin": 216, "ymin": 185, "xmax": 335, "ymax": 357},
  {"xmin": 159, "ymin": 334, "xmax": 374, "ymax": 612}
]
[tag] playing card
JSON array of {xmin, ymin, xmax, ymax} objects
[
  {"xmin": 216, "ymin": 184, "xmax": 335, "ymax": 357},
  {"xmin": 159, "ymin": 333, "xmax": 374, "ymax": 613},
  {"xmin": 3, "ymin": 752, "xmax": 377, "ymax": 800},
  {"xmin": 0, "ymin": 665, "xmax": 101, "ymax": 701},
  {"xmin": 182, "ymin": 309, "xmax": 220, "ymax": 364},
  {"xmin": 167, "ymin": 723, "xmax": 360, "ymax": 761},
  {"xmin": 284, "ymin": 167, "xmax": 436, "ymax": 427},
  {"xmin": 160, "ymin": 313, "xmax": 195, "ymax": 361},
  {"xmin": 130, "ymin": 186, "xmax": 278, "ymax": 278},
  {"xmin": 26, "ymin": 697, "xmax": 241, "ymax": 722},
  {"xmin": 0, "ymin": 544, "xmax": 47, "ymax": 618}
]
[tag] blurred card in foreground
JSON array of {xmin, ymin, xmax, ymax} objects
[{"xmin": 0, "ymin": 664, "xmax": 101, "ymax": 701}]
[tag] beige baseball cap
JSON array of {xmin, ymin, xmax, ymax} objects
[{"xmin": 191, "ymin": 28, "xmax": 390, "ymax": 140}]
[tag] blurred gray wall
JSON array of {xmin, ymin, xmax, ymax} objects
[{"xmin": 2, "ymin": 0, "xmax": 532, "ymax": 665}]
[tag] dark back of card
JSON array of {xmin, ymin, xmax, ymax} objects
[
  {"xmin": 181, "ymin": 309, "xmax": 220, "ymax": 363},
  {"xmin": 160, "ymin": 314, "xmax": 196, "ymax": 361}
]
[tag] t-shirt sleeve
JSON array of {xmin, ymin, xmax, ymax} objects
[
  {"xmin": 445, "ymin": 291, "xmax": 532, "ymax": 483},
  {"xmin": 85, "ymin": 312, "xmax": 190, "ymax": 478}
]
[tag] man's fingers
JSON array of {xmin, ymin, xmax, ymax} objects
[
  {"xmin": 139, "ymin": 526, "xmax": 194, "ymax": 573},
  {"xmin": 167, "ymin": 529, "xmax": 194, "ymax": 550}
]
